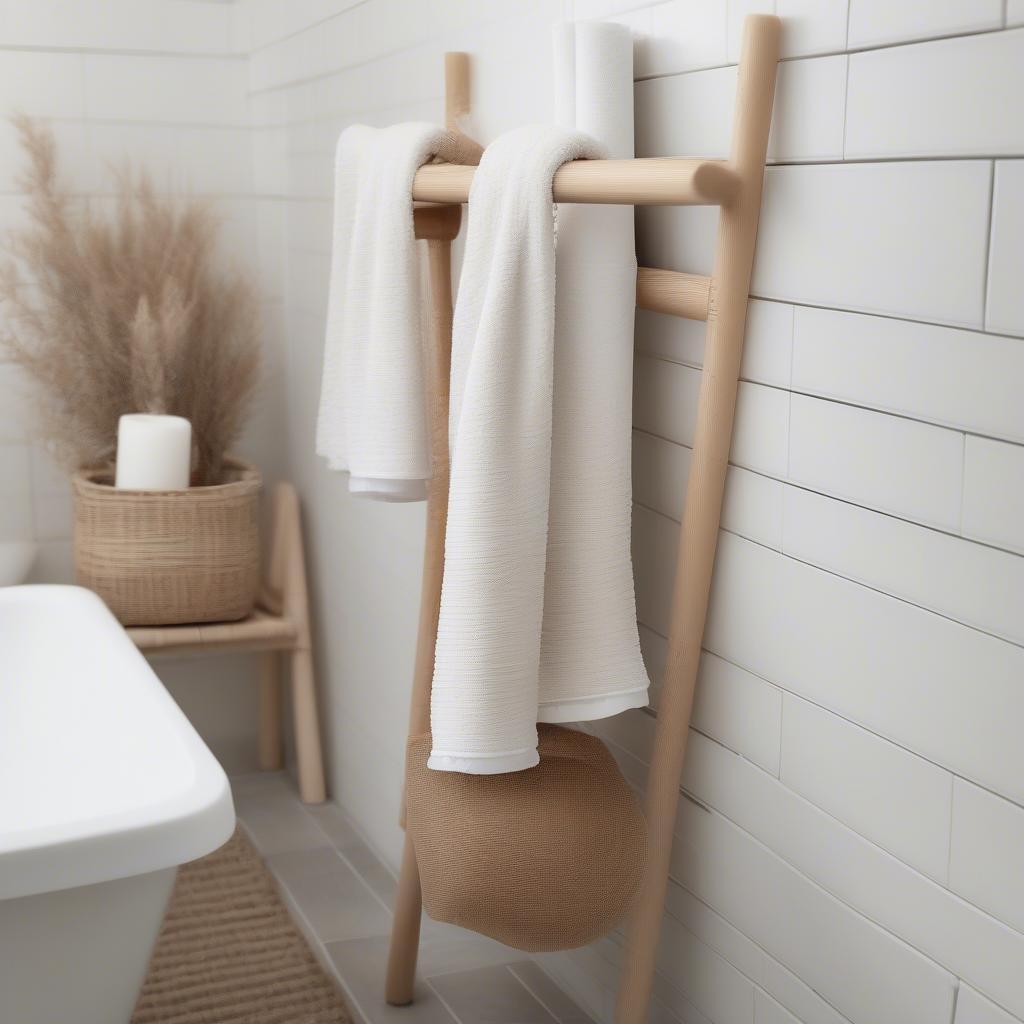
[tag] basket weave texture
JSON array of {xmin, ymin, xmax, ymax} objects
[{"xmin": 73, "ymin": 457, "xmax": 261, "ymax": 626}]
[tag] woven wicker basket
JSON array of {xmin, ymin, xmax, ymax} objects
[{"xmin": 73, "ymin": 457, "xmax": 261, "ymax": 626}]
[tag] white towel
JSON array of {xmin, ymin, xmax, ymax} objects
[
  {"xmin": 430, "ymin": 25, "xmax": 649, "ymax": 775},
  {"xmin": 316, "ymin": 122, "xmax": 476, "ymax": 501}
]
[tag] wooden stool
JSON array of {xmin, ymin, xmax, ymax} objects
[{"xmin": 128, "ymin": 482, "xmax": 327, "ymax": 804}]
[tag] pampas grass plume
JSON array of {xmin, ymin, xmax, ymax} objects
[{"xmin": 0, "ymin": 115, "xmax": 260, "ymax": 486}]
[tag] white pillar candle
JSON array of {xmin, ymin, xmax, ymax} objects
[{"xmin": 115, "ymin": 414, "xmax": 192, "ymax": 490}]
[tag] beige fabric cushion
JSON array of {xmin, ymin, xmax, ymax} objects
[{"xmin": 405, "ymin": 724, "xmax": 646, "ymax": 952}]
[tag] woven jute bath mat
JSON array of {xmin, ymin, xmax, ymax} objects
[{"xmin": 132, "ymin": 828, "xmax": 353, "ymax": 1024}]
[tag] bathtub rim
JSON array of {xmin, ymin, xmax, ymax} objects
[{"xmin": 0, "ymin": 584, "xmax": 236, "ymax": 901}]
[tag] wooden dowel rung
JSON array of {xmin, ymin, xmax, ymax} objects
[
  {"xmin": 636, "ymin": 268, "xmax": 711, "ymax": 321},
  {"xmin": 412, "ymin": 157, "xmax": 739, "ymax": 206}
]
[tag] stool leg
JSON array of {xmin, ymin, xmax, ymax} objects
[
  {"xmin": 290, "ymin": 646, "xmax": 326, "ymax": 804},
  {"xmin": 386, "ymin": 835, "xmax": 423, "ymax": 1006},
  {"xmin": 258, "ymin": 652, "xmax": 284, "ymax": 771}
]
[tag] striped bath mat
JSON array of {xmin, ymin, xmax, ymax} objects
[{"xmin": 132, "ymin": 828, "xmax": 353, "ymax": 1024}]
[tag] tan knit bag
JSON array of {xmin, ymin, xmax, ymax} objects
[{"xmin": 405, "ymin": 724, "xmax": 647, "ymax": 952}]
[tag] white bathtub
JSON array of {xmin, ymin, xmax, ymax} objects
[{"xmin": 0, "ymin": 585, "xmax": 235, "ymax": 1024}]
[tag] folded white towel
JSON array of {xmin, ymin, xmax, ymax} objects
[
  {"xmin": 429, "ymin": 92, "xmax": 649, "ymax": 771},
  {"xmin": 316, "ymin": 123, "xmax": 474, "ymax": 501}
]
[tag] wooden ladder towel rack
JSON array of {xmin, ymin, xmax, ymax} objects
[{"xmin": 387, "ymin": 18, "xmax": 781, "ymax": 1023}]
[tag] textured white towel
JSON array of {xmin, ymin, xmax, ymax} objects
[
  {"xmin": 316, "ymin": 123, "xmax": 474, "ymax": 501},
  {"xmin": 430, "ymin": 25, "xmax": 649, "ymax": 775}
]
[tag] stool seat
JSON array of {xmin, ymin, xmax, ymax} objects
[{"xmin": 128, "ymin": 607, "xmax": 299, "ymax": 656}]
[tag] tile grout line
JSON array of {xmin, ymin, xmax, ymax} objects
[
  {"xmin": 239, "ymin": 0, "xmax": 370, "ymax": 56},
  {"xmin": 631, "ymin": 426, "xmax": 1024, "ymax": 566},
  {"xmin": 957, "ymin": 432, "xmax": 969, "ymax": 537},
  {"xmin": 636, "ymin": 604, "xmax": 1024, "ymax": 819},
  {"xmin": 840, "ymin": 0, "xmax": 852, "ymax": 159},
  {"xmin": 293, "ymin": 801, "xmax": 401, "ymax": 918},
  {"xmin": 603, "ymin": 727, "xmax": 1020, "ymax": 1002},
  {"xmin": 644, "ymin": 290, "xmax": 1024, "ymax": 348},
  {"xmin": 245, "ymin": 21, "xmax": 1019, "ymax": 96},
  {"xmin": 0, "ymin": 42, "xmax": 246, "ymax": 59},
  {"xmin": 237, "ymin": 780, "xmax": 613, "ymax": 1023},
  {"xmin": 237, "ymin": 806, "xmax": 384, "ymax": 1024},
  {"xmin": 423, "ymin": 977, "xmax": 467, "ymax": 1024},
  {"xmin": 639, "ymin": 348, "xmax": 997, "ymax": 445},
  {"xmin": 654, "ymin": 881, "xmax": 856, "ymax": 1024},
  {"xmin": 980, "ymin": 159, "xmax": 998, "ymax": 331},
  {"xmin": 945, "ymin": 775, "xmax": 957, "ymax": 889},
  {"xmin": 637, "ymin": 489, "xmax": 1024, "ymax": 653},
  {"xmin": 508, "ymin": 963, "xmax": 587, "ymax": 1024},
  {"xmin": 782, "ymin": 303, "xmax": 795, "ymax": 507},
  {"xmin": 630, "ymin": 22, "xmax": 1017, "ymax": 84},
  {"xmin": 661, "ymin": 893, "xmax": 854, "ymax": 1024}
]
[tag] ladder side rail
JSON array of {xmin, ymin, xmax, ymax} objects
[{"xmin": 614, "ymin": 15, "xmax": 781, "ymax": 1024}]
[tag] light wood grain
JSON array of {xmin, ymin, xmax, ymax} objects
[
  {"xmin": 128, "ymin": 608, "xmax": 297, "ymax": 654},
  {"xmin": 385, "ymin": 238, "xmax": 457, "ymax": 1007},
  {"xmin": 413, "ymin": 157, "xmax": 739, "ymax": 206},
  {"xmin": 614, "ymin": 15, "xmax": 781, "ymax": 1024},
  {"xmin": 387, "ymin": 57, "xmax": 468, "ymax": 1006},
  {"xmin": 444, "ymin": 52, "xmax": 470, "ymax": 131},
  {"xmin": 636, "ymin": 267, "xmax": 711, "ymax": 320}
]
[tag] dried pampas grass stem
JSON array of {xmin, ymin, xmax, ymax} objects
[{"xmin": 0, "ymin": 115, "xmax": 260, "ymax": 486}]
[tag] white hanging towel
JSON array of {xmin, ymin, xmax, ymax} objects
[
  {"xmin": 316, "ymin": 123, "xmax": 475, "ymax": 502},
  {"xmin": 429, "ymin": 22, "xmax": 650, "ymax": 774}
]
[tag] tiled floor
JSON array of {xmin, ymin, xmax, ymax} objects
[{"xmin": 232, "ymin": 772, "xmax": 596, "ymax": 1024}]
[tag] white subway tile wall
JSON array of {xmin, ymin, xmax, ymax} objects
[
  {"xmin": 846, "ymin": 0, "xmax": 1004, "ymax": 48},
  {"xmin": 844, "ymin": 31, "xmax": 1024, "ymax": 158},
  {"xmin": 957, "ymin": 986, "xmax": 1024, "ymax": 1024},
  {"xmin": 3, "ymin": 1, "xmax": 1023, "ymax": 1022},
  {"xmin": 787, "ymin": 393, "xmax": 964, "ymax": 530},
  {"xmin": 790, "ymin": 306, "xmax": 1024, "ymax": 442},
  {"xmin": 0, "ymin": 0, "xmax": 286, "ymax": 570},
  {"xmin": 962, "ymin": 436, "xmax": 1024, "ymax": 554},
  {"xmin": 949, "ymin": 780, "xmax": 1024, "ymax": 935},
  {"xmin": 0, "ymin": 0, "xmax": 283, "ymax": 773},
  {"xmin": 753, "ymin": 161, "xmax": 992, "ymax": 326},
  {"xmin": 986, "ymin": 160, "xmax": 1024, "ymax": 336},
  {"xmin": 779, "ymin": 695, "xmax": 953, "ymax": 882}
]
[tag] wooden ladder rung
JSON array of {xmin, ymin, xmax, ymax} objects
[
  {"xmin": 636, "ymin": 267, "xmax": 711, "ymax": 321},
  {"xmin": 413, "ymin": 157, "xmax": 740, "ymax": 207}
]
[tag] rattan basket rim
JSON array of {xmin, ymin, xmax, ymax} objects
[{"xmin": 73, "ymin": 455, "xmax": 260, "ymax": 499}]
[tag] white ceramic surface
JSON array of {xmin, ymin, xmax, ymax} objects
[
  {"xmin": 0, "ymin": 866, "xmax": 176, "ymax": 1024},
  {"xmin": 0, "ymin": 583, "xmax": 234, "ymax": 1024},
  {"xmin": 0, "ymin": 584, "xmax": 234, "ymax": 899}
]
